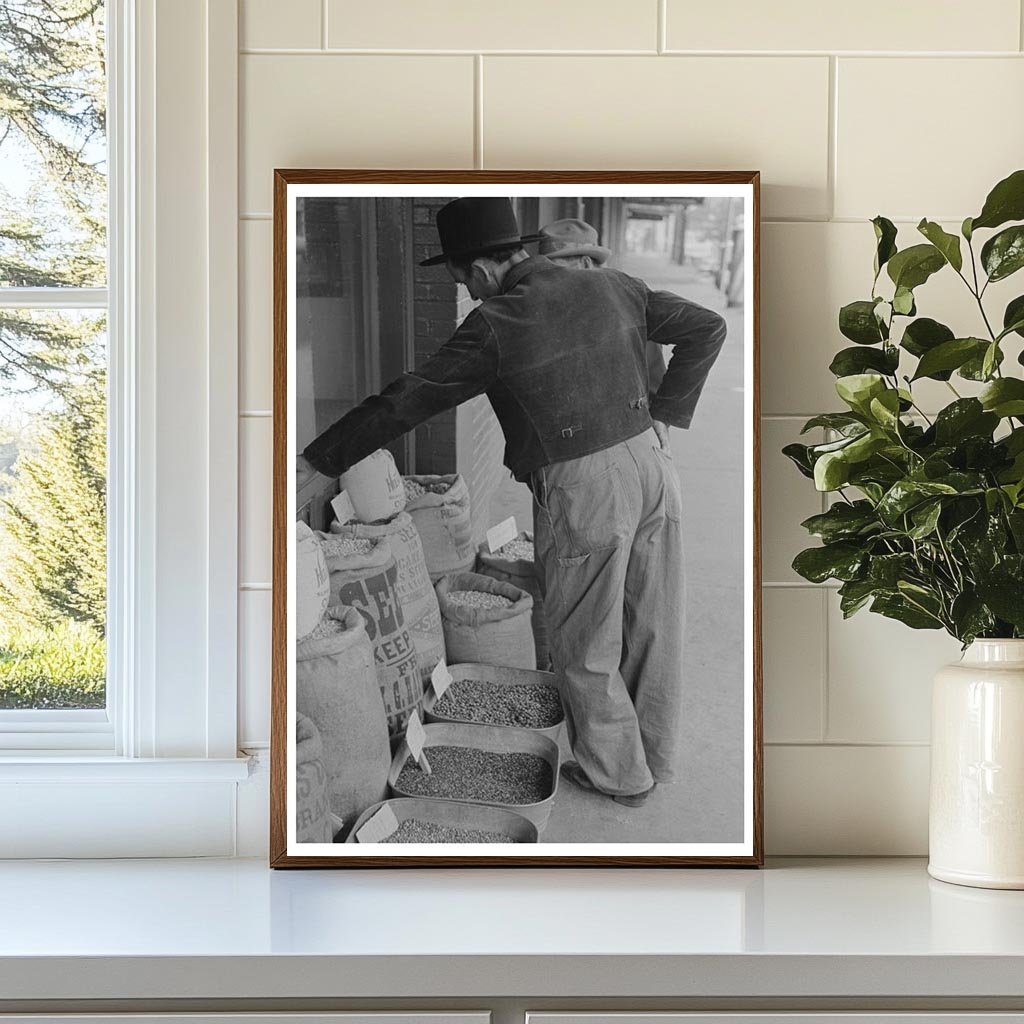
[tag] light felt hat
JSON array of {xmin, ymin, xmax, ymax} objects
[{"xmin": 538, "ymin": 219, "xmax": 612, "ymax": 264}]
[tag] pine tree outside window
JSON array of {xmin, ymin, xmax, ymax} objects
[{"xmin": 0, "ymin": 1, "xmax": 109, "ymax": 735}]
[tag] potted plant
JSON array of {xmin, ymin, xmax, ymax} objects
[{"xmin": 785, "ymin": 169, "xmax": 1024, "ymax": 889}]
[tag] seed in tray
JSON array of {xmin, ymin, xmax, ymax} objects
[
  {"xmin": 434, "ymin": 680, "xmax": 562, "ymax": 729},
  {"xmin": 493, "ymin": 538, "xmax": 534, "ymax": 562},
  {"xmin": 396, "ymin": 746, "xmax": 553, "ymax": 805},
  {"xmin": 380, "ymin": 818, "xmax": 517, "ymax": 843},
  {"xmin": 446, "ymin": 590, "xmax": 513, "ymax": 610}
]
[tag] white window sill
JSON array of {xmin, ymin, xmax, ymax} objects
[{"xmin": 0, "ymin": 754, "xmax": 252, "ymax": 782}]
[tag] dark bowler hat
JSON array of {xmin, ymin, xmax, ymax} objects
[{"xmin": 419, "ymin": 196, "xmax": 544, "ymax": 266}]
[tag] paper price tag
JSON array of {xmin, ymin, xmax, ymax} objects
[
  {"xmin": 330, "ymin": 489, "xmax": 356, "ymax": 525},
  {"xmin": 355, "ymin": 803, "xmax": 399, "ymax": 844},
  {"xmin": 431, "ymin": 659, "xmax": 453, "ymax": 700},
  {"xmin": 486, "ymin": 515, "xmax": 518, "ymax": 554},
  {"xmin": 405, "ymin": 709, "xmax": 431, "ymax": 773}
]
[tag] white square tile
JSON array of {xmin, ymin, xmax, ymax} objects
[
  {"xmin": 241, "ymin": 55, "xmax": 474, "ymax": 213},
  {"xmin": 761, "ymin": 417, "xmax": 824, "ymax": 584},
  {"xmin": 240, "ymin": 219, "xmax": 272, "ymax": 412},
  {"xmin": 241, "ymin": 0, "xmax": 321, "ymax": 49},
  {"xmin": 763, "ymin": 588, "xmax": 825, "ymax": 742},
  {"xmin": 240, "ymin": 416, "xmax": 273, "ymax": 587},
  {"xmin": 483, "ymin": 56, "xmax": 831, "ymax": 220},
  {"xmin": 666, "ymin": 0, "xmax": 1020, "ymax": 52},
  {"xmin": 766, "ymin": 745, "xmax": 929, "ymax": 854},
  {"xmin": 827, "ymin": 600, "xmax": 962, "ymax": 743},
  {"xmin": 239, "ymin": 590, "xmax": 272, "ymax": 748},
  {"xmin": 328, "ymin": 0, "xmax": 658, "ymax": 51},
  {"xmin": 836, "ymin": 58, "xmax": 1024, "ymax": 221}
]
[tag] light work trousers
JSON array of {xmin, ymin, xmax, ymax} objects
[{"xmin": 532, "ymin": 428, "xmax": 686, "ymax": 796}]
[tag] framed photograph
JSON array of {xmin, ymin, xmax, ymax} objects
[{"xmin": 271, "ymin": 171, "xmax": 762, "ymax": 867}]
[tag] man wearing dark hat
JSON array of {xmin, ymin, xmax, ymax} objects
[
  {"xmin": 539, "ymin": 218, "xmax": 668, "ymax": 395},
  {"xmin": 297, "ymin": 196, "xmax": 726, "ymax": 809}
]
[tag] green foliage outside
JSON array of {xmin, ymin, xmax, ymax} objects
[
  {"xmin": 785, "ymin": 170, "xmax": 1024, "ymax": 645},
  {"xmin": 0, "ymin": 1, "xmax": 107, "ymax": 707}
]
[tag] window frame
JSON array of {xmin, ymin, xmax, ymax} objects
[{"xmin": 0, "ymin": 0, "xmax": 248, "ymax": 857}]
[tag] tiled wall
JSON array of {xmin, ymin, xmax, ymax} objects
[{"xmin": 236, "ymin": 0, "xmax": 1024, "ymax": 853}]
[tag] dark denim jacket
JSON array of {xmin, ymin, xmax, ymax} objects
[{"xmin": 304, "ymin": 256, "xmax": 727, "ymax": 481}]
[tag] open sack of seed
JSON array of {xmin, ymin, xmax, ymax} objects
[
  {"xmin": 296, "ymin": 606, "xmax": 391, "ymax": 826},
  {"xmin": 402, "ymin": 474, "xmax": 475, "ymax": 582},
  {"xmin": 295, "ymin": 713, "xmax": 334, "ymax": 844},
  {"xmin": 296, "ymin": 521, "xmax": 330, "ymax": 642},
  {"xmin": 339, "ymin": 448, "xmax": 406, "ymax": 524},
  {"xmin": 330, "ymin": 512, "xmax": 444, "ymax": 687},
  {"xmin": 319, "ymin": 532, "xmax": 424, "ymax": 737},
  {"xmin": 476, "ymin": 531, "xmax": 548, "ymax": 670},
  {"xmin": 435, "ymin": 571, "xmax": 536, "ymax": 670}
]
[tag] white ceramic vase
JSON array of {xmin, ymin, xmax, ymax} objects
[{"xmin": 929, "ymin": 639, "xmax": 1024, "ymax": 889}]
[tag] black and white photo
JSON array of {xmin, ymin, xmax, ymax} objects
[{"xmin": 272, "ymin": 172, "xmax": 761, "ymax": 866}]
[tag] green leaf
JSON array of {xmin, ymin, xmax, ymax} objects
[
  {"xmin": 962, "ymin": 216, "xmax": 974, "ymax": 241},
  {"xmin": 877, "ymin": 479, "xmax": 958, "ymax": 524},
  {"xmin": 892, "ymin": 286, "xmax": 916, "ymax": 316},
  {"xmin": 871, "ymin": 594, "xmax": 943, "ymax": 630},
  {"xmin": 782, "ymin": 442, "xmax": 815, "ymax": 479},
  {"xmin": 838, "ymin": 579, "xmax": 883, "ymax": 618},
  {"xmin": 800, "ymin": 413, "xmax": 866, "ymax": 435},
  {"xmin": 976, "ymin": 576, "xmax": 1024, "ymax": 629},
  {"xmin": 868, "ymin": 389, "xmax": 902, "ymax": 430},
  {"xmin": 872, "ymin": 215, "xmax": 898, "ymax": 277},
  {"xmin": 887, "ymin": 243, "xmax": 946, "ymax": 291},
  {"xmin": 900, "ymin": 318, "xmax": 955, "ymax": 369},
  {"xmin": 835, "ymin": 373, "xmax": 887, "ymax": 413},
  {"xmin": 979, "ymin": 378, "xmax": 1024, "ymax": 418},
  {"xmin": 792, "ymin": 542, "xmax": 866, "ymax": 584},
  {"xmin": 814, "ymin": 450, "xmax": 851, "ymax": 491},
  {"xmin": 1003, "ymin": 295, "xmax": 1024, "ymax": 339},
  {"xmin": 981, "ymin": 225, "xmax": 1024, "ymax": 282},
  {"xmin": 917, "ymin": 219, "xmax": 963, "ymax": 272},
  {"xmin": 908, "ymin": 500, "xmax": 943, "ymax": 539},
  {"xmin": 950, "ymin": 593, "xmax": 996, "ymax": 644},
  {"xmin": 912, "ymin": 338, "xmax": 988, "ymax": 381},
  {"xmin": 982, "ymin": 341, "xmax": 1001, "ymax": 381},
  {"xmin": 800, "ymin": 501, "xmax": 879, "ymax": 543},
  {"xmin": 960, "ymin": 345, "xmax": 1004, "ymax": 381},
  {"xmin": 839, "ymin": 300, "xmax": 886, "ymax": 345},
  {"xmin": 933, "ymin": 399, "xmax": 999, "ymax": 445},
  {"xmin": 868, "ymin": 552, "xmax": 915, "ymax": 587},
  {"xmin": 971, "ymin": 169, "xmax": 1024, "ymax": 232},
  {"xmin": 829, "ymin": 345, "xmax": 899, "ymax": 378}
]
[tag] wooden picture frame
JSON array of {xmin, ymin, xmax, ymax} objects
[{"xmin": 271, "ymin": 171, "xmax": 762, "ymax": 867}]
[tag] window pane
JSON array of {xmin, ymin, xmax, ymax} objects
[
  {"xmin": 0, "ymin": 309, "xmax": 106, "ymax": 709},
  {"xmin": 0, "ymin": 1, "xmax": 107, "ymax": 288}
]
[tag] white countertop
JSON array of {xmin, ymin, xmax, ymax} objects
[{"xmin": 1, "ymin": 857, "xmax": 1023, "ymax": 1002}]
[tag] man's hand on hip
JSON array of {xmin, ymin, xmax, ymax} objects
[{"xmin": 652, "ymin": 419, "xmax": 672, "ymax": 452}]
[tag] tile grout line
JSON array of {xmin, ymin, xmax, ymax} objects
[
  {"xmin": 474, "ymin": 54, "xmax": 484, "ymax": 169},
  {"xmin": 1021, "ymin": 0, "xmax": 1024, "ymax": 52},
  {"xmin": 820, "ymin": 587, "xmax": 830, "ymax": 743},
  {"xmin": 321, "ymin": 0, "xmax": 328, "ymax": 50},
  {"xmin": 766, "ymin": 740, "xmax": 931, "ymax": 748},
  {"xmin": 657, "ymin": 0, "xmax": 667, "ymax": 53},
  {"xmin": 827, "ymin": 55, "xmax": 838, "ymax": 221},
  {"xmin": 238, "ymin": 47, "xmax": 1024, "ymax": 57}
]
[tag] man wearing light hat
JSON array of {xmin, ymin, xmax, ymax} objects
[
  {"xmin": 298, "ymin": 196, "xmax": 727, "ymax": 810},
  {"xmin": 539, "ymin": 218, "xmax": 668, "ymax": 394}
]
